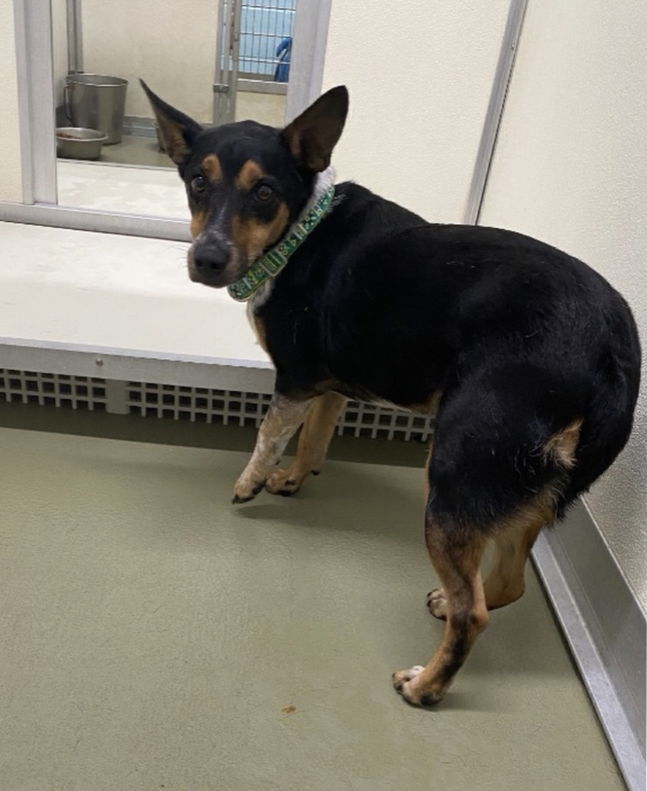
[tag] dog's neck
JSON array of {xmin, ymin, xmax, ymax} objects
[
  {"xmin": 232, "ymin": 166, "xmax": 336, "ymax": 310},
  {"xmin": 297, "ymin": 165, "xmax": 336, "ymax": 221}
]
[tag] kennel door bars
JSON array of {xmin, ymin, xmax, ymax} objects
[{"xmin": 213, "ymin": 0, "xmax": 296, "ymax": 125}]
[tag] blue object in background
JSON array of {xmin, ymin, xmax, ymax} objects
[
  {"xmin": 238, "ymin": 0, "xmax": 295, "ymax": 77},
  {"xmin": 274, "ymin": 37, "xmax": 292, "ymax": 82}
]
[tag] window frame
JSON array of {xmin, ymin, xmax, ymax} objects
[{"xmin": 2, "ymin": 0, "xmax": 331, "ymax": 241}]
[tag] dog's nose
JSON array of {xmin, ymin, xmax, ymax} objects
[{"xmin": 193, "ymin": 241, "xmax": 229, "ymax": 274}]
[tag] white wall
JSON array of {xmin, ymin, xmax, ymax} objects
[
  {"xmin": 52, "ymin": 0, "xmax": 70, "ymax": 106},
  {"xmin": 479, "ymin": 0, "xmax": 647, "ymax": 605},
  {"xmin": 77, "ymin": 0, "xmax": 284, "ymax": 126},
  {"xmin": 321, "ymin": 0, "xmax": 510, "ymax": 222},
  {"xmin": 80, "ymin": 0, "xmax": 219, "ymax": 122},
  {"xmin": 0, "ymin": 3, "xmax": 22, "ymax": 203},
  {"xmin": 236, "ymin": 91, "xmax": 286, "ymax": 127}
]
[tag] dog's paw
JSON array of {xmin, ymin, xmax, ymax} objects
[
  {"xmin": 265, "ymin": 463, "xmax": 318, "ymax": 497},
  {"xmin": 426, "ymin": 588, "xmax": 448, "ymax": 620},
  {"xmin": 265, "ymin": 468, "xmax": 301, "ymax": 497},
  {"xmin": 392, "ymin": 666, "xmax": 443, "ymax": 707},
  {"xmin": 232, "ymin": 475, "xmax": 266, "ymax": 504}
]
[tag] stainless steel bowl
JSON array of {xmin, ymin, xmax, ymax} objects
[{"xmin": 56, "ymin": 127, "xmax": 108, "ymax": 160}]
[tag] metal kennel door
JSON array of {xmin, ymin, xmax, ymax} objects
[
  {"xmin": 213, "ymin": 0, "xmax": 241, "ymax": 123},
  {"xmin": 213, "ymin": 0, "xmax": 296, "ymax": 125}
]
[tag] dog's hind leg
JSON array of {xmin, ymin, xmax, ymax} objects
[
  {"xmin": 427, "ymin": 498, "xmax": 552, "ymax": 619},
  {"xmin": 394, "ymin": 369, "xmax": 583, "ymax": 705},
  {"xmin": 265, "ymin": 392, "xmax": 348, "ymax": 496},
  {"xmin": 426, "ymin": 420, "xmax": 580, "ymax": 618},
  {"xmin": 482, "ymin": 500, "xmax": 553, "ymax": 609},
  {"xmin": 393, "ymin": 514, "xmax": 489, "ymax": 706},
  {"xmin": 479, "ymin": 418, "xmax": 579, "ymax": 609}
]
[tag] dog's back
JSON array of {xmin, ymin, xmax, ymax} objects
[{"xmin": 259, "ymin": 180, "xmax": 641, "ymax": 525}]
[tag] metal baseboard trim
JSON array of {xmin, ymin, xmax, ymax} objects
[{"xmin": 532, "ymin": 500, "xmax": 646, "ymax": 791}]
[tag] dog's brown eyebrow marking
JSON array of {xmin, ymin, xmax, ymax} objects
[
  {"xmin": 201, "ymin": 154, "xmax": 222, "ymax": 182},
  {"xmin": 235, "ymin": 159, "xmax": 264, "ymax": 190}
]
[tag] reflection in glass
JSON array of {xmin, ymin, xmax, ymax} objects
[{"xmin": 51, "ymin": 0, "xmax": 296, "ymax": 218}]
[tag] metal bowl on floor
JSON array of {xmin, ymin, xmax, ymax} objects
[{"xmin": 56, "ymin": 127, "xmax": 108, "ymax": 160}]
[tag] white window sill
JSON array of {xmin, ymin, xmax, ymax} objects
[
  {"xmin": 0, "ymin": 221, "xmax": 270, "ymax": 373},
  {"xmin": 56, "ymin": 161, "xmax": 189, "ymax": 219}
]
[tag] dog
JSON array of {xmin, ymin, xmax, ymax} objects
[{"xmin": 142, "ymin": 81, "xmax": 641, "ymax": 707}]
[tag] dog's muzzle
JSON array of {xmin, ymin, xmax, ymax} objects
[{"xmin": 188, "ymin": 231, "xmax": 241, "ymax": 287}]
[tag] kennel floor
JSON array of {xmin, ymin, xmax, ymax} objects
[{"xmin": 0, "ymin": 424, "xmax": 625, "ymax": 791}]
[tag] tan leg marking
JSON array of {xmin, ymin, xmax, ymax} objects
[
  {"xmin": 426, "ymin": 420, "xmax": 582, "ymax": 620},
  {"xmin": 394, "ymin": 523, "xmax": 489, "ymax": 706},
  {"xmin": 201, "ymin": 154, "xmax": 222, "ymax": 183},
  {"xmin": 427, "ymin": 483, "xmax": 562, "ymax": 620},
  {"xmin": 482, "ymin": 497, "xmax": 554, "ymax": 609},
  {"xmin": 265, "ymin": 392, "xmax": 348, "ymax": 496},
  {"xmin": 232, "ymin": 395, "xmax": 313, "ymax": 503},
  {"xmin": 480, "ymin": 420, "xmax": 582, "ymax": 608}
]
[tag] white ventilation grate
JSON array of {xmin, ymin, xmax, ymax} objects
[
  {"xmin": 126, "ymin": 381, "xmax": 433, "ymax": 441},
  {"xmin": 127, "ymin": 382, "xmax": 273, "ymax": 427},
  {"xmin": 338, "ymin": 400, "xmax": 433, "ymax": 442},
  {"xmin": 0, "ymin": 369, "xmax": 107, "ymax": 411},
  {"xmin": 0, "ymin": 370, "xmax": 433, "ymax": 443}
]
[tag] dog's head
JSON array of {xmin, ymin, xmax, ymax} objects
[{"xmin": 141, "ymin": 81, "xmax": 348, "ymax": 288}]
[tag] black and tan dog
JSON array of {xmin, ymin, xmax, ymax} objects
[{"xmin": 143, "ymin": 81, "xmax": 641, "ymax": 707}]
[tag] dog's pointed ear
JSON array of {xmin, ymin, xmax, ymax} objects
[
  {"xmin": 140, "ymin": 79, "xmax": 202, "ymax": 166},
  {"xmin": 280, "ymin": 85, "xmax": 348, "ymax": 172}
]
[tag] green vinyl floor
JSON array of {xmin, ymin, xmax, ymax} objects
[{"xmin": 0, "ymin": 426, "xmax": 625, "ymax": 791}]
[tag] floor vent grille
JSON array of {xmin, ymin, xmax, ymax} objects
[
  {"xmin": 1, "ymin": 370, "xmax": 434, "ymax": 443},
  {"xmin": 0, "ymin": 369, "xmax": 107, "ymax": 411}
]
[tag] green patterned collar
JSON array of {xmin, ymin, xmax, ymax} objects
[{"xmin": 227, "ymin": 186, "xmax": 336, "ymax": 302}]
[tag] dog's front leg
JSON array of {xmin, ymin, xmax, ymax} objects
[
  {"xmin": 265, "ymin": 392, "xmax": 348, "ymax": 496},
  {"xmin": 232, "ymin": 394, "xmax": 313, "ymax": 503}
]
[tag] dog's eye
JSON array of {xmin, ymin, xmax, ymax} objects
[
  {"xmin": 191, "ymin": 175, "xmax": 207, "ymax": 194},
  {"xmin": 255, "ymin": 184, "xmax": 274, "ymax": 201}
]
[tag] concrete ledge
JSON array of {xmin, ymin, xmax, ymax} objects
[{"xmin": 0, "ymin": 221, "xmax": 270, "ymax": 378}]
